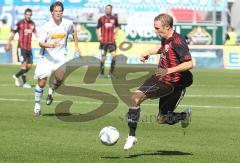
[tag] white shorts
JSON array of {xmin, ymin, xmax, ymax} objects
[{"xmin": 34, "ymin": 57, "xmax": 67, "ymax": 80}]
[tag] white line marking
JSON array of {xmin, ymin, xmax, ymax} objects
[
  {"xmin": 187, "ymin": 95, "xmax": 240, "ymax": 98},
  {"xmin": 0, "ymin": 83, "xmax": 238, "ymax": 88},
  {"xmin": 0, "ymin": 97, "xmax": 240, "ymax": 109},
  {"xmin": 0, "ymin": 93, "xmax": 240, "ymax": 98}
]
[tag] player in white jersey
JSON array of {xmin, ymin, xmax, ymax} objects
[{"xmin": 34, "ymin": 1, "xmax": 81, "ymax": 116}]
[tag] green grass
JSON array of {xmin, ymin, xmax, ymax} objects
[{"xmin": 0, "ymin": 65, "xmax": 240, "ymax": 163}]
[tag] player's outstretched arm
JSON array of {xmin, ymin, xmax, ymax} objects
[
  {"xmin": 73, "ymin": 31, "xmax": 81, "ymax": 57},
  {"xmin": 5, "ymin": 32, "xmax": 15, "ymax": 51},
  {"xmin": 96, "ymin": 28, "xmax": 101, "ymax": 42},
  {"xmin": 34, "ymin": 31, "xmax": 39, "ymax": 40},
  {"xmin": 114, "ymin": 27, "xmax": 118, "ymax": 40},
  {"xmin": 96, "ymin": 18, "xmax": 101, "ymax": 42},
  {"xmin": 39, "ymin": 41, "xmax": 59, "ymax": 48},
  {"xmin": 140, "ymin": 47, "xmax": 159, "ymax": 62}
]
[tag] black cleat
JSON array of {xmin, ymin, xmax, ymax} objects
[{"xmin": 46, "ymin": 94, "xmax": 53, "ymax": 105}]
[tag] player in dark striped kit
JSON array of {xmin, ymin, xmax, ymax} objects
[
  {"xmin": 6, "ymin": 8, "xmax": 37, "ymax": 88},
  {"xmin": 96, "ymin": 4, "xmax": 118, "ymax": 78},
  {"xmin": 124, "ymin": 13, "xmax": 193, "ymax": 150}
]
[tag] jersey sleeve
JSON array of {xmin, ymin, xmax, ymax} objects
[
  {"xmin": 173, "ymin": 37, "xmax": 192, "ymax": 62},
  {"xmin": 12, "ymin": 21, "xmax": 20, "ymax": 33},
  {"xmin": 38, "ymin": 24, "xmax": 48, "ymax": 43}
]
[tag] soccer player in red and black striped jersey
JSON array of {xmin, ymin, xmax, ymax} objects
[
  {"xmin": 124, "ymin": 13, "xmax": 193, "ymax": 150},
  {"xmin": 6, "ymin": 8, "xmax": 38, "ymax": 88},
  {"xmin": 96, "ymin": 4, "xmax": 118, "ymax": 78}
]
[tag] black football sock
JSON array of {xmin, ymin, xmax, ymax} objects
[
  {"xmin": 22, "ymin": 75, "xmax": 26, "ymax": 84},
  {"xmin": 99, "ymin": 62, "xmax": 105, "ymax": 75},
  {"xmin": 21, "ymin": 69, "xmax": 29, "ymax": 84},
  {"xmin": 127, "ymin": 107, "xmax": 140, "ymax": 136},
  {"xmin": 110, "ymin": 60, "xmax": 116, "ymax": 74},
  {"xmin": 15, "ymin": 68, "xmax": 27, "ymax": 78}
]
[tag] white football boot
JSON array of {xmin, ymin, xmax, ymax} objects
[
  {"xmin": 34, "ymin": 103, "xmax": 41, "ymax": 117},
  {"xmin": 123, "ymin": 135, "xmax": 137, "ymax": 150},
  {"xmin": 12, "ymin": 75, "xmax": 20, "ymax": 87},
  {"xmin": 23, "ymin": 82, "xmax": 31, "ymax": 88}
]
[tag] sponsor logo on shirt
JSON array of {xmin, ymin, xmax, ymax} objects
[
  {"xmin": 104, "ymin": 22, "xmax": 113, "ymax": 28},
  {"xmin": 24, "ymin": 29, "xmax": 33, "ymax": 35},
  {"xmin": 51, "ymin": 33, "xmax": 66, "ymax": 39}
]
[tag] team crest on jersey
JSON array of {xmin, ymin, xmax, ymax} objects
[
  {"xmin": 159, "ymin": 45, "xmax": 169, "ymax": 60},
  {"xmin": 165, "ymin": 44, "xmax": 169, "ymax": 53}
]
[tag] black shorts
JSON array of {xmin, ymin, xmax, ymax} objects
[
  {"xmin": 159, "ymin": 87, "xmax": 186, "ymax": 115},
  {"xmin": 17, "ymin": 48, "xmax": 33, "ymax": 64},
  {"xmin": 138, "ymin": 75, "xmax": 174, "ymax": 99},
  {"xmin": 99, "ymin": 43, "xmax": 117, "ymax": 54},
  {"xmin": 138, "ymin": 75, "xmax": 186, "ymax": 115}
]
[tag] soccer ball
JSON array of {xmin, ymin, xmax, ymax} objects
[{"xmin": 99, "ymin": 126, "xmax": 120, "ymax": 146}]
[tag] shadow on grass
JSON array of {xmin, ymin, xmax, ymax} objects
[
  {"xmin": 125, "ymin": 150, "xmax": 193, "ymax": 159},
  {"xmin": 101, "ymin": 150, "xmax": 193, "ymax": 160},
  {"xmin": 101, "ymin": 156, "xmax": 121, "ymax": 159}
]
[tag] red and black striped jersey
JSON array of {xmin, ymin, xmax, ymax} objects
[
  {"xmin": 13, "ymin": 19, "xmax": 36, "ymax": 51},
  {"xmin": 157, "ymin": 32, "xmax": 192, "ymax": 87},
  {"xmin": 96, "ymin": 15, "xmax": 118, "ymax": 43}
]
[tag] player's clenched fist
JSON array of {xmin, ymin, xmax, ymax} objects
[{"xmin": 140, "ymin": 53, "xmax": 150, "ymax": 62}]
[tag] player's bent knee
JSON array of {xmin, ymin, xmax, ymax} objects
[
  {"xmin": 22, "ymin": 62, "xmax": 27, "ymax": 67},
  {"xmin": 27, "ymin": 65, "xmax": 32, "ymax": 69},
  {"xmin": 101, "ymin": 58, "xmax": 106, "ymax": 62},
  {"xmin": 38, "ymin": 82, "xmax": 45, "ymax": 88},
  {"xmin": 130, "ymin": 96, "xmax": 138, "ymax": 106},
  {"xmin": 131, "ymin": 94, "xmax": 143, "ymax": 106},
  {"xmin": 55, "ymin": 76, "xmax": 64, "ymax": 82},
  {"xmin": 38, "ymin": 79, "xmax": 47, "ymax": 88}
]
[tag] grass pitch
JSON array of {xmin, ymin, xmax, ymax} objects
[{"xmin": 0, "ymin": 65, "xmax": 240, "ymax": 163}]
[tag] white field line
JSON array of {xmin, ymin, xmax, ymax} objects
[
  {"xmin": 0, "ymin": 83, "xmax": 238, "ymax": 88},
  {"xmin": 0, "ymin": 97, "xmax": 240, "ymax": 109},
  {"xmin": 0, "ymin": 93, "xmax": 240, "ymax": 98}
]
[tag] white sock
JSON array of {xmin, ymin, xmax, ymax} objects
[
  {"xmin": 48, "ymin": 87, "xmax": 54, "ymax": 95},
  {"xmin": 34, "ymin": 103, "xmax": 40, "ymax": 113},
  {"xmin": 35, "ymin": 84, "xmax": 43, "ymax": 103}
]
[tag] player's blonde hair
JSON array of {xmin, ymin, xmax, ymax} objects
[{"xmin": 154, "ymin": 13, "xmax": 173, "ymax": 28}]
